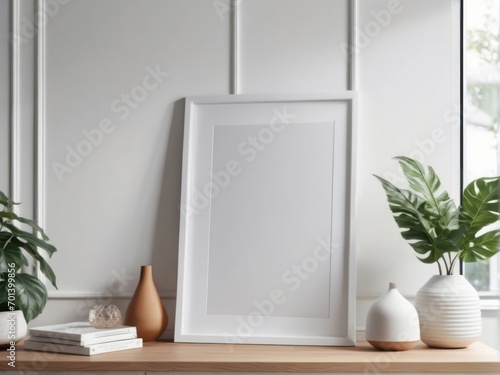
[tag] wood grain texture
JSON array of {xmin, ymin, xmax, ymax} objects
[{"xmin": 1, "ymin": 341, "xmax": 499, "ymax": 373}]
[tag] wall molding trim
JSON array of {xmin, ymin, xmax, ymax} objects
[
  {"xmin": 230, "ymin": 0, "xmax": 239, "ymax": 94},
  {"xmin": 36, "ymin": 0, "xmax": 48, "ymax": 284},
  {"xmin": 10, "ymin": 0, "xmax": 21, "ymax": 203},
  {"xmin": 349, "ymin": 0, "xmax": 357, "ymax": 90},
  {"xmin": 48, "ymin": 290, "xmax": 177, "ymax": 300},
  {"xmin": 36, "ymin": 0, "xmax": 46, "ymax": 240},
  {"xmin": 231, "ymin": 0, "xmax": 355, "ymax": 94},
  {"xmin": 356, "ymin": 292, "xmax": 416, "ymax": 300}
]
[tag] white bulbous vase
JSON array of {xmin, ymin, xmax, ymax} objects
[
  {"xmin": 365, "ymin": 282, "xmax": 420, "ymax": 351},
  {"xmin": 415, "ymin": 275, "xmax": 481, "ymax": 348},
  {"xmin": 0, "ymin": 310, "xmax": 28, "ymax": 347}
]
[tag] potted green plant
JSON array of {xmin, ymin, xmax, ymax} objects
[
  {"xmin": 375, "ymin": 156, "xmax": 500, "ymax": 348},
  {"xmin": 0, "ymin": 191, "xmax": 57, "ymax": 345}
]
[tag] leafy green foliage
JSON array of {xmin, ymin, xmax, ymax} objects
[
  {"xmin": 0, "ymin": 191, "xmax": 57, "ymax": 321},
  {"xmin": 0, "ymin": 191, "xmax": 16, "ymax": 209},
  {"xmin": 0, "ymin": 239, "xmax": 29, "ymax": 273},
  {"xmin": 0, "ymin": 273, "xmax": 47, "ymax": 322},
  {"xmin": 460, "ymin": 177, "xmax": 500, "ymax": 262},
  {"xmin": 375, "ymin": 157, "xmax": 500, "ymax": 275},
  {"xmin": 374, "ymin": 176, "xmax": 446, "ymax": 264}
]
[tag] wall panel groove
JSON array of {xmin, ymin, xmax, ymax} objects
[
  {"xmin": 10, "ymin": 0, "xmax": 21, "ymax": 203},
  {"xmin": 230, "ymin": 0, "xmax": 239, "ymax": 94},
  {"xmin": 349, "ymin": 0, "xmax": 357, "ymax": 90},
  {"xmin": 9, "ymin": 0, "xmax": 36, "ymax": 223},
  {"xmin": 35, "ymin": 0, "xmax": 48, "ymax": 283}
]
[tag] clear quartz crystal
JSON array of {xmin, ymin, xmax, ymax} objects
[{"xmin": 89, "ymin": 304, "xmax": 122, "ymax": 328}]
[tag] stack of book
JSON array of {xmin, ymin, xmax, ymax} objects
[{"xmin": 24, "ymin": 322, "xmax": 142, "ymax": 356}]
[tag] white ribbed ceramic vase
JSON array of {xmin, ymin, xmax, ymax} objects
[{"xmin": 415, "ymin": 275, "xmax": 481, "ymax": 348}]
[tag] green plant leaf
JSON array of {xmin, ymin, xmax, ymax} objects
[
  {"xmin": 0, "ymin": 191, "xmax": 56, "ymax": 320},
  {"xmin": 461, "ymin": 230, "xmax": 500, "ymax": 262},
  {"xmin": 374, "ymin": 175, "xmax": 450, "ymax": 264},
  {"xmin": 395, "ymin": 156, "xmax": 458, "ymax": 229},
  {"xmin": 1, "ymin": 222, "xmax": 56, "ymax": 256},
  {"xmin": 0, "ymin": 231, "xmax": 57, "ymax": 289},
  {"xmin": 460, "ymin": 177, "xmax": 500, "ymax": 261},
  {"xmin": 376, "ymin": 157, "xmax": 500, "ymax": 273},
  {"xmin": 0, "ymin": 284, "xmax": 6, "ymax": 306},
  {"xmin": 461, "ymin": 177, "xmax": 500, "ymax": 232},
  {"xmin": 10, "ymin": 239, "xmax": 57, "ymax": 289},
  {"xmin": 0, "ymin": 273, "xmax": 47, "ymax": 322},
  {"xmin": 0, "ymin": 231, "xmax": 13, "ymax": 246},
  {"xmin": 37, "ymin": 257, "xmax": 57, "ymax": 289},
  {"xmin": 0, "ymin": 241, "xmax": 29, "ymax": 273},
  {"xmin": 0, "ymin": 191, "xmax": 17, "ymax": 209},
  {"xmin": 0, "ymin": 211, "xmax": 49, "ymax": 240}
]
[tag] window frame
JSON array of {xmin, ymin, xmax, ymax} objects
[{"xmin": 462, "ymin": 0, "xmax": 500, "ymax": 305}]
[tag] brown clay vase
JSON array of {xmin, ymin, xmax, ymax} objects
[{"xmin": 124, "ymin": 265, "xmax": 168, "ymax": 341}]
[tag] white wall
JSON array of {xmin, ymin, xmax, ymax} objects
[
  {"xmin": 2, "ymin": 0, "xmax": 496, "ymax": 350},
  {"xmin": 0, "ymin": 0, "xmax": 9, "ymax": 194}
]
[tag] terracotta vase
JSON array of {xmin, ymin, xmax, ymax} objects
[{"xmin": 124, "ymin": 265, "xmax": 168, "ymax": 341}]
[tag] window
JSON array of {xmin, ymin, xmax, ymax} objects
[{"xmin": 464, "ymin": 0, "xmax": 500, "ymax": 294}]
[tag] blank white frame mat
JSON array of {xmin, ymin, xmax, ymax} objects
[{"xmin": 175, "ymin": 93, "xmax": 357, "ymax": 346}]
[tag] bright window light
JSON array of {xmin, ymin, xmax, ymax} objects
[{"xmin": 464, "ymin": 0, "xmax": 500, "ymax": 293}]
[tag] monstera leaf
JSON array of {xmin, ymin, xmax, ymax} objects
[
  {"xmin": 0, "ymin": 240, "xmax": 28, "ymax": 273},
  {"xmin": 459, "ymin": 177, "xmax": 500, "ymax": 262},
  {"xmin": 374, "ymin": 157, "xmax": 500, "ymax": 275},
  {"xmin": 0, "ymin": 273, "xmax": 47, "ymax": 322},
  {"xmin": 0, "ymin": 191, "xmax": 58, "ymax": 322},
  {"xmin": 396, "ymin": 156, "xmax": 459, "ymax": 231},
  {"xmin": 0, "ymin": 191, "xmax": 15, "ymax": 209},
  {"xmin": 375, "ymin": 176, "xmax": 455, "ymax": 265}
]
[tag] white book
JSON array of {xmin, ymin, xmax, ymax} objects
[
  {"xmin": 24, "ymin": 338, "xmax": 143, "ymax": 356},
  {"xmin": 27, "ymin": 331, "xmax": 137, "ymax": 346},
  {"xmin": 29, "ymin": 322, "xmax": 136, "ymax": 341}
]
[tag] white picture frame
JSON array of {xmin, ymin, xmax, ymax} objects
[{"xmin": 175, "ymin": 93, "xmax": 357, "ymax": 346}]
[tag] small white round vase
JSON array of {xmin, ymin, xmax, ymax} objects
[
  {"xmin": 0, "ymin": 310, "xmax": 28, "ymax": 347},
  {"xmin": 415, "ymin": 275, "xmax": 481, "ymax": 348},
  {"xmin": 366, "ymin": 282, "xmax": 420, "ymax": 351}
]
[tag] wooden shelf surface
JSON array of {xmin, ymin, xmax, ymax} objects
[{"xmin": 1, "ymin": 340, "xmax": 499, "ymax": 373}]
